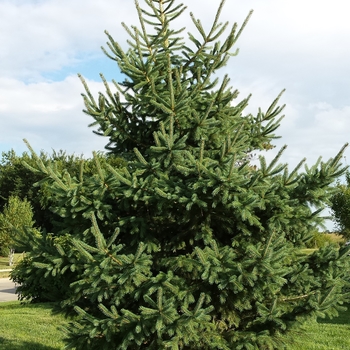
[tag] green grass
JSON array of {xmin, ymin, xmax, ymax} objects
[
  {"xmin": 0, "ymin": 301, "xmax": 349, "ymax": 349},
  {"xmin": 0, "ymin": 253, "xmax": 23, "ymax": 278},
  {"xmin": 0, "ymin": 255, "xmax": 11, "ymax": 269},
  {"xmin": 0, "ymin": 302, "xmax": 67, "ymax": 350},
  {"xmin": 0, "ymin": 253, "xmax": 23, "ymax": 268},
  {"xmin": 285, "ymin": 306, "xmax": 350, "ymax": 349}
]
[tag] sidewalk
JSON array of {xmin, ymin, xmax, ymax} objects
[{"xmin": 0, "ymin": 277, "xmax": 18, "ymax": 302}]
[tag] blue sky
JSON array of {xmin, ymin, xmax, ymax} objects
[{"xmin": 1, "ymin": 0, "xmax": 350, "ymax": 227}]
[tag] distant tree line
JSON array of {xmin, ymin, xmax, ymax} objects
[{"xmin": 330, "ymin": 172, "xmax": 350, "ymax": 240}]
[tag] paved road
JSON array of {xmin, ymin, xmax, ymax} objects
[{"xmin": 0, "ymin": 278, "xmax": 18, "ymax": 302}]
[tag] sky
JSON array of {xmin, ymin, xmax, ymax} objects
[{"xmin": 1, "ymin": 0, "xmax": 350, "ymax": 227}]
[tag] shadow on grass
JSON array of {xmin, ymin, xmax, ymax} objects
[
  {"xmin": 0, "ymin": 337, "xmax": 58, "ymax": 350},
  {"xmin": 317, "ymin": 304, "xmax": 350, "ymax": 325},
  {"xmin": 0, "ymin": 301, "xmax": 59, "ymax": 310},
  {"xmin": 0, "ymin": 302, "xmax": 67, "ymax": 350}
]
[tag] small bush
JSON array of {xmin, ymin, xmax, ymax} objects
[{"xmin": 11, "ymin": 233, "xmax": 75, "ymax": 303}]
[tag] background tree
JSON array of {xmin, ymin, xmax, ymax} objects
[
  {"xmin": 0, "ymin": 150, "xmax": 84, "ymax": 232},
  {"xmin": 0, "ymin": 195, "xmax": 35, "ymax": 257},
  {"xmin": 330, "ymin": 172, "xmax": 350, "ymax": 239},
  {"xmin": 12, "ymin": 0, "xmax": 350, "ymax": 349}
]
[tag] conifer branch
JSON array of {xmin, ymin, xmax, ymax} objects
[
  {"xmin": 280, "ymin": 292, "xmax": 317, "ymax": 302},
  {"xmin": 23, "ymin": 139, "xmax": 49, "ymax": 174},
  {"xmin": 78, "ymin": 74, "xmax": 97, "ymax": 105}
]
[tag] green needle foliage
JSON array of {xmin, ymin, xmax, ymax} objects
[
  {"xmin": 13, "ymin": 0, "xmax": 350, "ymax": 349},
  {"xmin": 330, "ymin": 171, "xmax": 350, "ymax": 239}
]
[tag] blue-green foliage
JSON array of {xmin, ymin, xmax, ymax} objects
[{"xmin": 12, "ymin": 0, "xmax": 350, "ymax": 349}]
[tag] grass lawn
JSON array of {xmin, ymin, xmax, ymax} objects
[
  {"xmin": 286, "ymin": 307, "xmax": 350, "ymax": 349},
  {"xmin": 0, "ymin": 302, "xmax": 67, "ymax": 350},
  {"xmin": 0, "ymin": 253, "xmax": 23, "ymax": 278},
  {"xmin": 0, "ymin": 301, "xmax": 349, "ymax": 349}
]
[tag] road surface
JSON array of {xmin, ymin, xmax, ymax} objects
[{"xmin": 0, "ymin": 278, "xmax": 18, "ymax": 302}]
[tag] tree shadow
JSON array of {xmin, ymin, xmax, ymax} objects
[
  {"xmin": 0, "ymin": 288, "xmax": 16, "ymax": 294},
  {"xmin": 0, "ymin": 337, "xmax": 60, "ymax": 350},
  {"xmin": 317, "ymin": 305, "xmax": 350, "ymax": 325}
]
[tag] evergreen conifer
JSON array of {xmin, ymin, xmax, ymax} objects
[{"xmin": 14, "ymin": 0, "xmax": 350, "ymax": 348}]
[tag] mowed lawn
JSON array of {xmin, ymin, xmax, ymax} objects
[
  {"xmin": 0, "ymin": 302, "xmax": 67, "ymax": 350},
  {"xmin": 0, "ymin": 301, "xmax": 349, "ymax": 349},
  {"xmin": 287, "ymin": 307, "xmax": 350, "ymax": 350},
  {"xmin": 0, "ymin": 254, "xmax": 22, "ymax": 278}
]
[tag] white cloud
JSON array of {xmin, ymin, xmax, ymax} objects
[
  {"xmin": 267, "ymin": 101, "xmax": 350, "ymax": 170},
  {"xmin": 0, "ymin": 76, "xmax": 108, "ymax": 155},
  {"xmin": 0, "ymin": 0, "xmax": 350, "ymax": 169},
  {"xmin": 0, "ymin": 0, "xmax": 135, "ymax": 81}
]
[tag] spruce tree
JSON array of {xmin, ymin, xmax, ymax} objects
[{"xmin": 15, "ymin": 0, "xmax": 350, "ymax": 349}]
